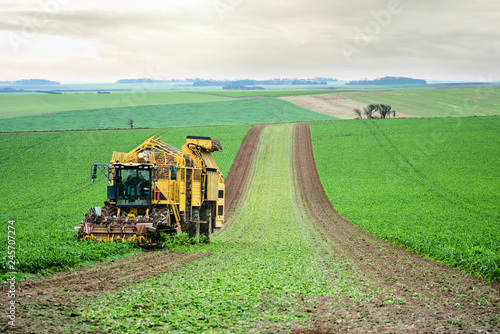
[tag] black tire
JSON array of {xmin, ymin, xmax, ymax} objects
[{"xmin": 102, "ymin": 204, "xmax": 118, "ymax": 217}]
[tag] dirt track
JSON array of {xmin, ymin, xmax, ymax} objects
[
  {"xmin": 1, "ymin": 252, "xmax": 206, "ymax": 333},
  {"xmin": 224, "ymin": 124, "xmax": 264, "ymax": 217},
  {"xmin": 293, "ymin": 122, "xmax": 500, "ymax": 332}
]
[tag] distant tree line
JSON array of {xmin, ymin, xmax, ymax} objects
[
  {"xmin": 346, "ymin": 76, "xmax": 426, "ymax": 86},
  {"xmin": 0, "ymin": 87, "xmax": 24, "ymax": 92},
  {"xmin": 117, "ymin": 78, "xmax": 158, "ymax": 83},
  {"xmin": 194, "ymin": 77, "xmax": 336, "ymax": 87},
  {"xmin": 115, "ymin": 77, "xmax": 337, "ymax": 86},
  {"xmin": 33, "ymin": 90, "xmax": 62, "ymax": 94},
  {"xmin": 116, "ymin": 78, "xmax": 202, "ymax": 83},
  {"xmin": 291, "ymin": 80, "xmax": 327, "ymax": 85},
  {"xmin": 222, "ymin": 85, "xmax": 264, "ymax": 90},
  {"xmin": 0, "ymin": 79, "xmax": 60, "ymax": 86},
  {"xmin": 0, "ymin": 87, "xmax": 62, "ymax": 94}
]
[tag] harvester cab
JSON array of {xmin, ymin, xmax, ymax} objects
[{"xmin": 75, "ymin": 135, "xmax": 225, "ymax": 247}]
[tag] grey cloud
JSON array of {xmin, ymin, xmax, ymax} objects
[{"xmin": 0, "ymin": 0, "xmax": 499, "ymax": 82}]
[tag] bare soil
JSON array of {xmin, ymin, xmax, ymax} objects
[
  {"xmin": 292, "ymin": 122, "xmax": 500, "ymax": 332},
  {"xmin": 280, "ymin": 94, "xmax": 419, "ymax": 119},
  {"xmin": 224, "ymin": 124, "xmax": 265, "ymax": 218},
  {"xmin": 0, "ymin": 251, "xmax": 206, "ymax": 333}
]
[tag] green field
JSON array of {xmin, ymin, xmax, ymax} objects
[
  {"xmin": 311, "ymin": 116, "xmax": 500, "ymax": 279},
  {"xmin": 0, "ymin": 98, "xmax": 333, "ymax": 132},
  {"xmin": 82, "ymin": 124, "xmax": 366, "ymax": 332},
  {"xmin": 341, "ymin": 87, "xmax": 500, "ymax": 117},
  {"xmin": 0, "ymin": 92, "xmax": 235, "ymax": 119},
  {"xmin": 0, "ymin": 125, "xmax": 250, "ymax": 275}
]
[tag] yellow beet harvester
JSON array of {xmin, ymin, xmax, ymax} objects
[{"xmin": 75, "ymin": 135, "xmax": 225, "ymax": 246}]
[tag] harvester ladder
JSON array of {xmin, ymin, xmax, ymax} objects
[
  {"xmin": 185, "ymin": 169, "xmax": 192, "ymax": 221},
  {"xmin": 170, "ymin": 202, "xmax": 182, "ymax": 233}
]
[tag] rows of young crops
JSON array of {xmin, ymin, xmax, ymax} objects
[
  {"xmin": 0, "ymin": 92, "xmax": 234, "ymax": 119},
  {"xmin": 82, "ymin": 123, "xmax": 367, "ymax": 332},
  {"xmin": 342, "ymin": 87, "xmax": 500, "ymax": 117},
  {"xmin": 0, "ymin": 125, "xmax": 250, "ymax": 277},
  {"xmin": 0, "ymin": 98, "xmax": 333, "ymax": 132},
  {"xmin": 310, "ymin": 116, "xmax": 500, "ymax": 279}
]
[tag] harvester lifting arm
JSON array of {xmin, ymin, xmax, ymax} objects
[{"xmin": 90, "ymin": 164, "xmax": 111, "ymax": 183}]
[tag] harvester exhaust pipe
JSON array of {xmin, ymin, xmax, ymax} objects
[{"xmin": 91, "ymin": 165, "xmax": 97, "ymax": 182}]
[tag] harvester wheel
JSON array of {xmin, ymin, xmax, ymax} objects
[{"xmin": 102, "ymin": 204, "xmax": 118, "ymax": 218}]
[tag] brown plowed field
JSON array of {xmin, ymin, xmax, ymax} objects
[{"xmin": 293, "ymin": 122, "xmax": 500, "ymax": 332}]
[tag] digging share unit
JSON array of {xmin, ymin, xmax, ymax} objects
[{"xmin": 75, "ymin": 136, "xmax": 225, "ymax": 246}]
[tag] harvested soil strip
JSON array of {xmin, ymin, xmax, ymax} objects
[
  {"xmin": 224, "ymin": 124, "xmax": 265, "ymax": 217},
  {"xmin": 0, "ymin": 251, "xmax": 206, "ymax": 333},
  {"xmin": 293, "ymin": 122, "xmax": 500, "ymax": 332}
]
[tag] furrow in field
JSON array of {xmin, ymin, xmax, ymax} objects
[
  {"xmin": 293, "ymin": 122, "xmax": 500, "ymax": 332},
  {"xmin": 224, "ymin": 124, "xmax": 265, "ymax": 217}
]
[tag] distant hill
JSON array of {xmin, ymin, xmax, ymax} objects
[
  {"xmin": 13, "ymin": 79, "xmax": 60, "ymax": 85},
  {"xmin": 222, "ymin": 85, "xmax": 265, "ymax": 90},
  {"xmin": 117, "ymin": 78, "xmax": 157, "ymax": 83},
  {"xmin": 346, "ymin": 76, "xmax": 426, "ymax": 85},
  {"xmin": 194, "ymin": 78, "xmax": 335, "ymax": 86},
  {"xmin": 116, "ymin": 78, "xmax": 184, "ymax": 83}
]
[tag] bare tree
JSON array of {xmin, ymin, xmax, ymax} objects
[
  {"xmin": 392, "ymin": 109, "xmax": 396, "ymax": 118},
  {"xmin": 128, "ymin": 118, "xmax": 134, "ymax": 129},
  {"xmin": 353, "ymin": 108, "xmax": 362, "ymax": 119},
  {"xmin": 378, "ymin": 104, "xmax": 392, "ymax": 118},
  {"xmin": 363, "ymin": 104, "xmax": 378, "ymax": 119}
]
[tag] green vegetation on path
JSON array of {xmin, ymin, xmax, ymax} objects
[
  {"xmin": 82, "ymin": 124, "xmax": 367, "ymax": 333},
  {"xmin": 311, "ymin": 116, "xmax": 500, "ymax": 279}
]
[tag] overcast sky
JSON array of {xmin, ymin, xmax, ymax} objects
[{"xmin": 0, "ymin": 0, "xmax": 498, "ymax": 83}]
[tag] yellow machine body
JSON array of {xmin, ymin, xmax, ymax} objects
[{"xmin": 76, "ymin": 136, "xmax": 225, "ymax": 246}]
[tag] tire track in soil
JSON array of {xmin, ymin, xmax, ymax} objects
[
  {"xmin": 292, "ymin": 122, "xmax": 500, "ymax": 333},
  {"xmin": 224, "ymin": 124, "xmax": 265, "ymax": 218}
]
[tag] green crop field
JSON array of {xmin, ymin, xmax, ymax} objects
[
  {"xmin": 81, "ymin": 124, "xmax": 367, "ymax": 333},
  {"xmin": 0, "ymin": 92, "xmax": 235, "ymax": 119},
  {"xmin": 0, "ymin": 98, "xmax": 333, "ymax": 132},
  {"xmin": 311, "ymin": 116, "xmax": 500, "ymax": 279},
  {"xmin": 341, "ymin": 87, "xmax": 500, "ymax": 117},
  {"xmin": 0, "ymin": 125, "xmax": 250, "ymax": 276}
]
